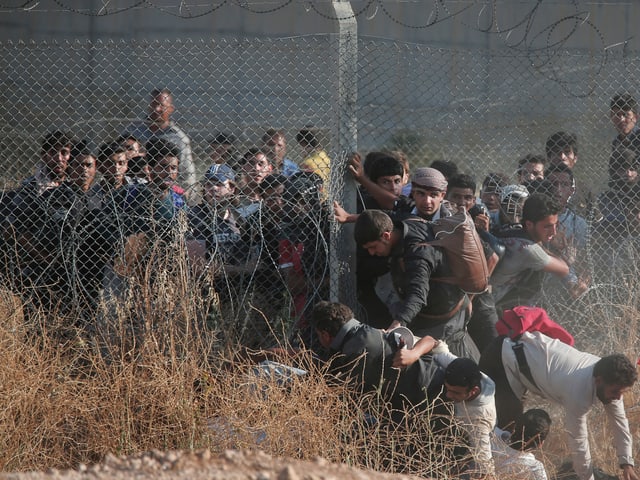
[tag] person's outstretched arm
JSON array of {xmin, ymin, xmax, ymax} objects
[
  {"xmin": 392, "ymin": 335, "xmax": 438, "ymax": 368},
  {"xmin": 348, "ymin": 152, "xmax": 398, "ymax": 210},
  {"xmin": 333, "ymin": 201, "xmax": 359, "ymax": 224}
]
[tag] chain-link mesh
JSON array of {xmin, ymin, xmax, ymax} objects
[
  {"xmin": 0, "ymin": 13, "xmax": 639, "ymax": 353},
  {"xmin": 354, "ymin": 38, "xmax": 640, "ymax": 353},
  {"xmin": 0, "ymin": 36, "xmax": 350, "ymax": 351}
]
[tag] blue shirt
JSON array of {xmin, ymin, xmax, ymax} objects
[{"xmin": 282, "ymin": 158, "xmax": 300, "ymax": 177}]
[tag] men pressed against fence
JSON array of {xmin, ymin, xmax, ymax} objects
[
  {"xmin": 348, "ymin": 142, "xmax": 637, "ymax": 478},
  {"xmin": 2, "ymin": 127, "xmax": 335, "ymax": 351},
  {"xmin": 15, "ymin": 92, "xmax": 638, "ymax": 313},
  {"xmin": 334, "ymin": 140, "xmax": 639, "ymax": 479},
  {"xmin": 7, "ymin": 91, "xmax": 640, "ymax": 477}
]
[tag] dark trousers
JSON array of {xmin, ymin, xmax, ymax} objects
[
  {"xmin": 412, "ymin": 299, "xmax": 480, "ymax": 362},
  {"xmin": 478, "ymin": 336, "xmax": 523, "ymax": 430},
  {"xmin": 468, "ymin": 291, "xmax": 499, "ymax": 354}
]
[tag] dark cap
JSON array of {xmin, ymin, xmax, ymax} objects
[{"xmin": 204, "ymin": 164, "xmax": 236, "ymax": 183}]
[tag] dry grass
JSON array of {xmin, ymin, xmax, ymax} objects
[{"xmin": 0, "ymin": 247, "xmax": 639, "ymax": 479}]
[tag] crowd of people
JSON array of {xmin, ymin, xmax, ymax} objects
[
  {"xmin": 2, "ymin": 87, "xmax": 640, "ymax": 479},
  {"xmin": 320, "ymin": 92, "xmax": 640, "ymax": 479},
  {"xmin": 0, "ymin": 88, "xmax": 333, "ymax": 348}
]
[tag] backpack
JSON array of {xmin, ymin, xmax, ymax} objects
[
  {"xmin": 414, "ymin": 208, "xmax": 490, "ymax": 294},
  {"xmin": 497, "ymin": 306, "xmax": 574, "ymax": 389},
  {"xmin": 497, "ymin": 305, "xmax": 574, "ymax": 346}
]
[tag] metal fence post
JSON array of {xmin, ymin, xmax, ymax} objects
[{"xmin": 330, "ymin": 1, "xmax": 358, "ymax": 309}]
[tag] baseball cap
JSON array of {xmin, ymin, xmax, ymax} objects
[
  {"xmin": 411, "ymin": 167, "xmax": 448, "ymax": 191},
  {"xmin": 204, "ymin": 164, "xmax": 236, "ymax": 183}
]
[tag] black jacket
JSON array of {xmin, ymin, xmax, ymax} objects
[
  {"xmin": 389, "ymin": 218, "xmax": 466, "ymax": 329},
  {"xmin": 328, "ymin": 319, "xmax": 443, "ymax": 412}
]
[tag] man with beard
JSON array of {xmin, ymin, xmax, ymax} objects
[
  {"xmin": 122, "ymin": 88, "xmax": 196, "ymax": 193},
  {"xmin": 479, "ymin": 333, "xmax": 638, "ymax": 480},
  {"xmin": 2, "ymin": 131, "xmax": 78, "ymax": 313}
]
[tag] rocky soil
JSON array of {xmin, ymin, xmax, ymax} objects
[{"xmin": 0, "ymin": 449, "xmax": 425, "ymax": 480}]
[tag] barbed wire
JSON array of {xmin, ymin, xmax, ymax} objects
[
  {"xmin": 378, "ymin": 0, "xmax": 475, "ymax": 29},
  {"xmin": 0, "ymin": 0, "xmax": 34, "ymax": 8},
  {"xmin": 233, "ymin": 0, "xmax": 292, "ymax": 15},
  {"xmin": 50, "ymin": 0, "xmax": 147, "ymax": 16},
  {"xmin": 307, "ymin": 0, "xmax": 374, "ymax": 21},
  {"xmin": 0, "ymin": 1, "xmax": 616, "ymax": 55},
  {"xmin": 527, "ymin": 13, "xmax": 607, "ymax": 98},
  {"xmin": 1, "ymin": 0, "xmax": 620, "ymax": 85}
]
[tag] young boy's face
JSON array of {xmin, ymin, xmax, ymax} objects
[
  {"xmin": 204, "ymin": 179, "xmax": 234, "ymax": 203},
  {"xmin": 68, "ymin": 153, "xmax": 97, "ymax": 191},
  {"xmin": 150, "ymin": 155, "xmax": 179, "ymax": 191},
  {"xmin": 412, "ymin": 186, "xmax": 446, "ymax": 218},
  {"xmin": 611, "ymin": 107, "xmax": 638, "ymax": 136},
  {"xmin": 100, "ymin": 152, "xmax": 128, "ymax": 188},
  {"xmin": 376, "ymin": 174, "xmax": 403, "ymax": 197},
  {"xmin": 447, "ymin": 187, "xmax": 475, "ymax": 212},
  {"xmin": 242, "ymin": 153, "xmax": 273, "ymax": 185}
]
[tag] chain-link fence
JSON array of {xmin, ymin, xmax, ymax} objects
[
  {"xmin": 1, "ymin": 8, "xmax": 639, "ymax": 354},
  {"xmin": 0, "ymin": 34, "xmax": 354, "ymax": 352}
]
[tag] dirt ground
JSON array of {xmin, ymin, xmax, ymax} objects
[{"xmin": 0, "ymin": 449, "xmax": 426, "ymax": 480}]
